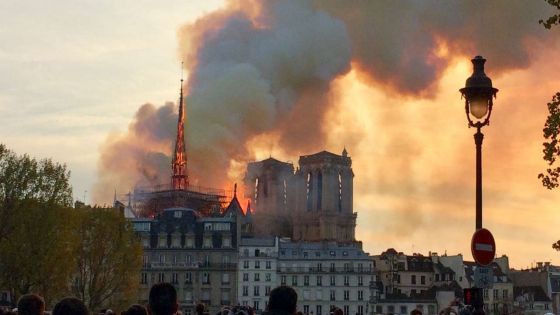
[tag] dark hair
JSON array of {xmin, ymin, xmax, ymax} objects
[
  {"xmin": 410, "ymin": 310, "xmax": 422, "ymax": 315},
  {"xmin": 52, "ymin": 297, "xmax": 88, "ymax": 315},
  {"xmin": 124, "ymin": 304, "xmax": 148, "ymax": 315},
  {"xmin": 18, "ymin": 294, "xmax": 45, "ymax": 315},
  {"xmin": 267, "ymin": 286, "xmax": 297, "ymax": 314},
  {"xmin": 148, "ymin": 283, "xmax": 178, "ymax": 315}
]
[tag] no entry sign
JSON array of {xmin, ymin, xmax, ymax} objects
[{"xmin": 471, "ymin": 228, "xmax": 496, "ymax": 266}]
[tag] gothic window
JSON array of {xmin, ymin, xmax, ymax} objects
[
  {"xmin": 338, "ymin": 172, "xmax": 343, "ymax": 212},
  {"xmin": 254, "ymin": 178, "xmax": 259, "ymax": 205},
  {"xmin": 316, "ymin": 171, "xmax": 322, "ymax": 211},
  {"xmin": 306, "ymin": 172, "xmax": 313, "ymax": 211}
]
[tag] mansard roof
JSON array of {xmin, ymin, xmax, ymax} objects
[
  {"xmin": 514, "ymin": 286, "xmax": 552, "ymax": 302},
  {"xmin": 407, "ymin": 255, "xmax": 434, "ymax": 272}
]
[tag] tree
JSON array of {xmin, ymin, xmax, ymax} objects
[
  {"xmin": 0, "ymin": 202, "xmax": 78, "ymax": 305},
  {"xmin": 71, "ymin": 206, "xmax": 143, "ymax": 312},
  {"xmin": 539, "ymin": 1, "xmax": 560, "ymax": 188},
  {"xmin": 0, "ymin": 144, "xmax": 73, "ymax": 241},
  {"xmin": 0, "ymin": 144, "xmax": 75, "ymax": 305}
]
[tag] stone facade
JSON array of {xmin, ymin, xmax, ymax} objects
[
  {"xmin": 132, "ymin": 200, "xmax": 244, "ymax": 315},
  {"xmin": 244, "ymin": 150, "xmax": 357, "ymax": 243},
  {"xmin": 278, "ymin": 240, "xmax": 376, "ymax": 315}
]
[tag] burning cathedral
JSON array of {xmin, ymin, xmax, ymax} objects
[{"xmin": 125, "ymin": 79, "xmax": 373, "ymax": 315}]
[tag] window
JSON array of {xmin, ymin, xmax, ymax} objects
[
  {"xmin": 330, "ymin": 290, "xmax": 336, "ymax": 301},
  {"xmin": 388, "ymin": 306, "xmax": 395, "ymax": 314},
  {"xmin": 172, "ymin": 273, "xmax": 178, "ymax": 284},
  {"xmin": 255, "ymin": 261, "xmax": 260, "ymax": 269},
  {"xmin": 159, "ymin": 254, "xmax": 166, "ymax": 263},
  {"xmin": 158, "ymin": 272, "xmax": 165, "ymax": 283},
  {"xmin": 242, "ymin": 286, "xmax": 248, "ymax": 296},
  {"xmin": 254, "ymin": 286, "xmax": 260, "ymax": 296},
  {"xmin": 266, "ymin": 273, "xmax": 271, "ymax": 282},
  {"xmin": 281, "ymin": 276, "xmax": 286, "ymax": 285},
  {"xmin": 400, "ymin": 306, "xmax": 407, "ymax": 314},
  {"xmin": 344, "ymin": 305, "xmax": 349, "ymax": 315},
  {"xmin": 344, "ymin": 276, "xmax": 350, "ymax": 286},
  {"xmin": 304, "ymin": 305, "xmax": 310, "ymax": 315},
  {"xmin": 292, "ymin": 275, "xmax": 298, "ymax": 286},
  {"xmin": 344, "ymin": 290, "xmax": 349, "ymax": 301},
  {"xmin": 344, "ymin": 263, "xmax": 350, "ymax": 271},
  {"xmin": 357, "ymin": 305, "xmax": 364, "ymax": 315},
  {"xmin": 493, "ymin": 289, "xmax": 499, "ymax": 299},
  {"xmin": 421, "ymin": 275, "xmax": 425, "ymax": 285},
  {"xmin": 202, "ymin": 272, "xmax": 210, "ymax": 284},
  {"xmin": 318, "ymin": 263, "xmax": 323, "ymax": 271},
  {"xmin": 502, "ymin": 290, "xmax": 508, "ymax": 299},
  {"xmin": 330, "ymin": 263, "xmax": 336, "ymax": 271},
  {"xmin": 330, "ymin": 251, "xmax": 336, "ymax": 257},
  {"xmin": 483, "ymin": 289, "xmax": 489, "ymax": 299},
  {"xmin": 223, "ymin": 237, "xmax": 231, "ymax": 248},
  {"xmin": 266, "ymin": 261, "xmax": 271, "ymax": 269},
  {"xmin": 222, "ymin": 273, "xmax": 230, "ymax": 284},
  {"xmin": 428, "ymin": 305, "xmax": 436, "ymax": 315},
  {"xmin": 185, "ymin": 291, "xmax": 193, "ymax": 303},
  {"xmin": 243, "ymin": 273, "xmax": 249, "ymax": 281},
  {"xmin": 411, "ymin": 275, "xmax": 417, "ymax": 284},
  {"xmin": 265, "ymin": 286, "xmax": 271, "ymax": 296},
  {"xmin": 317, "ymin": 276, "xmax": 323, "ymax": 286},
  {"xmin": 317, "ymin": 305, "xmax": 322, "ymax": 315},
  {"xmin": 358, "ymin": 276, "xmax": 363, "ymax": 286},
  {"xmin": 203, "ymin": 237, "xmax": 212, "ymax": 248},
  {"xmin": 254, "ymin": 273, "xmax": 260, "ymax": 281},
  {"xmin": 185, "ymin": 272, "xmax": 192, "ymax": 284},
  {"xmin": 435, "ymin": 274, "xmax": 440, "ymax": 281},
  {"xmin": 330, "ymin": 276, "xmax": 336, "ymax": 285},
  {"xmin": 358, "ymin": 263, "xmax": 363, "ymax": 272},
  {"xmin": 358, "ymin": 290, "xmax": 363, "ymax": 301},
  {"xmin": 141, "ymin": 273, "xmax": 147, "ymax": 284},
  {"xmin": 304, "ymin": 275, "xmax": 310, "ymax": 286},
  {"xmin": 244, "ymin": 261, "xmax": 249, "ymax": 269},
  {"xmin": 253, "ymin": 301, "xmax": 260, "ymax": 311}
]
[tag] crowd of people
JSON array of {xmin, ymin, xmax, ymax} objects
[
  {"xmin": 0, "ymin": 284, "xmax": 426, "ymax": 315},
  {"xmin": 0, "ymin": 284, "xmax": 324, "ymax": 315}
]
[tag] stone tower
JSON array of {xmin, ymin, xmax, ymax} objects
[
  {"xmin": 243, "ymin": 157, "xmax": 294, "ymax": 237},
  {"xmin": 292, "ymin": 149, "xmax": 356, "ymax": 242}
]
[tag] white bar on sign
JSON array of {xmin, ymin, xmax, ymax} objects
[{"xmin": 475, "ymin": 243, "xmax": 493, "ymax": 252}]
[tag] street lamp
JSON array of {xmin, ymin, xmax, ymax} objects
[{"xmin": 459, "ymin": 56, "xmax": 499, "ymax": 231}]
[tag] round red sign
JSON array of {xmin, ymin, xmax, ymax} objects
[{"xmin": 471, "ymin": 228, "xmax": 496, "ymax": 266}]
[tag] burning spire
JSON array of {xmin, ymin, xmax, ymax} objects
[{"xmin": 171, "ymin": 65, "xmax": 188, "ymax": 190}]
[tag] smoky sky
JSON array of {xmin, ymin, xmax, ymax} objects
[{"xmin": 94, "ymin": 0, "xmax": 556, "ymax": 202}]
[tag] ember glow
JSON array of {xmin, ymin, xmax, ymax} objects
[{"xmin": 3, "ymin": 0, "xmax": 560, "ymax": 267}]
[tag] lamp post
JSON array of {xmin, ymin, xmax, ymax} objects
[{"xmin": 459, "ymin": 56, "xmax": 498, "ymax": 231}]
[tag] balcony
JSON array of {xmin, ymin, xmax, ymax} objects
[
  {"xmin": 279, "ymin": 267, "xmax": 374, "ymax": 274},
  {"xmin": 147, "ymin": 262, "xmax": 237, "ymax": 270}
]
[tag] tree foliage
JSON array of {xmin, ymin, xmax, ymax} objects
[
  {"xmin": 71, "ymin": 206, "xmax": 143, "ymax": 312},
  {"xmin": 539, "ymin": 0, "xmax": 560, "ymax": 29},
  {"xmin": 539, "ymin": 93, "xmax": 560, "ymax": 189},
  {"xmin": 0, "ymin": 145, "xmax": 142, "ymax": 311},
  {"xmin": 0, "ymin": 144, "xmax": 73, "ymax": 241},
  {"xmin": 539, "ymin": 1, "xmax": 560, "ymax": 189}
]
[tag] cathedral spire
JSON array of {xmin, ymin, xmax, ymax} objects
[{"xmin": 172, "ymin": 64, "xmax": 188, "ymax": 190}]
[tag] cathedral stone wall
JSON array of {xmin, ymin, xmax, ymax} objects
[{"xmin": 245, "ymin": 150, "xmax": 357, "ymax": 242}]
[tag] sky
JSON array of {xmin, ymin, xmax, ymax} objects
[{"xmin": 1, "ymin": 0, "xmax": 560, "ymax": 268}]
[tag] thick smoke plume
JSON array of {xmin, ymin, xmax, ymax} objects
[{"xmin": 94, "ymin": 0, "xmax": 554, "ymax": 203}]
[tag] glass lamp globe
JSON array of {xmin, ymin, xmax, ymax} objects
[{"xmin": 469, "ymin": 95, "xmax": 489, "ymax": 119}]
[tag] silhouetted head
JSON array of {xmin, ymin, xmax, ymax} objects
[
  {"xmin": 195, "ymin": 304, "xmax": 205, "ymax": 315},
  {"xmin": 410, "ymin": 310, "xmax": 422, "ymax": 315},
  {"xmin": 148, "ymin": 283, "xmax": 178, "ymax": 315},
  {"xmin": 18, "ymin": 294, "xmax": 45, "ymax": 315},
  {"xmin": 125, "ymin": 304, "xmax": 148, "ymax": 315},
  {"xmin": 267, "ymin": 286, "xmax": 297, "ymax": 314},
  {"xmin": 52, "ymin": 297, "xmax": 88, "ymax": 315}
]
